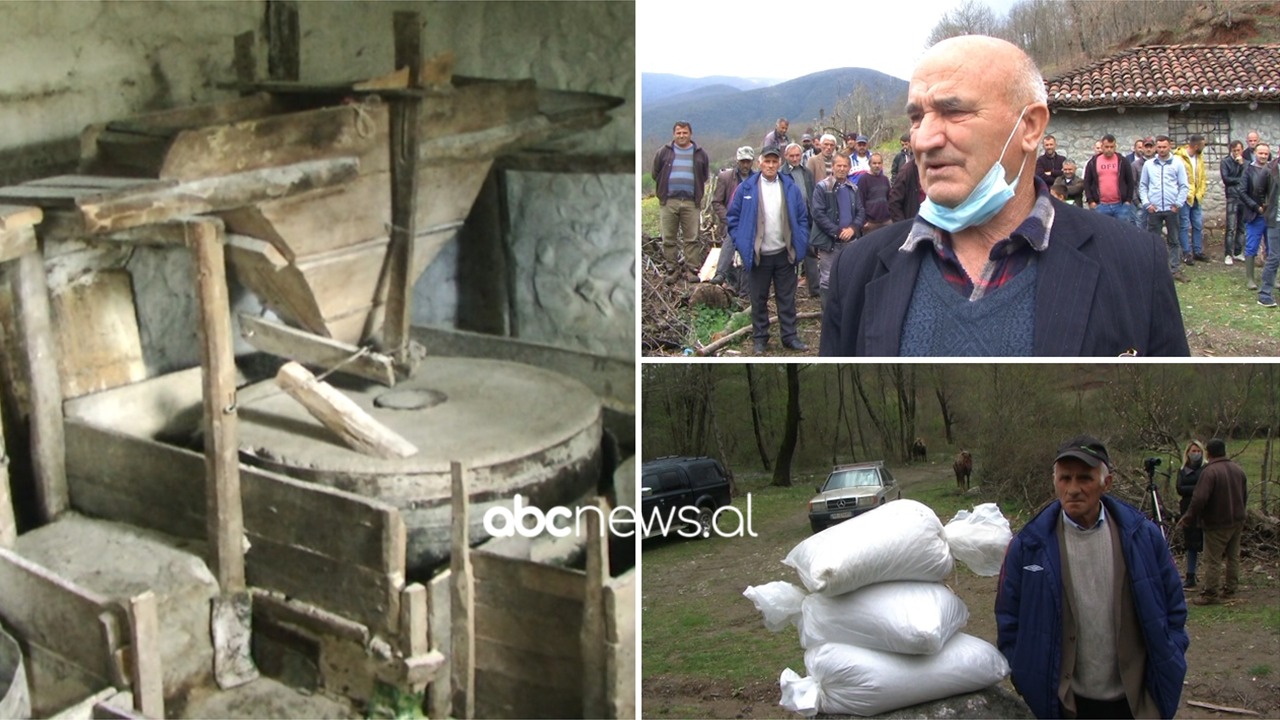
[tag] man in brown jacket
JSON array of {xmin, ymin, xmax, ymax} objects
[{"xmin": 1176, "ymin": 438, "xmax": 1247, "ymax": 605}]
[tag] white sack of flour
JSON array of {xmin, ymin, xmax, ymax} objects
[
  {"xmin": 742, "ymin": 581, "xmax": 806, "ymax": 632},
  {"xmin": 782, "ymin": 499, "xmax": 953, "ymax": 596},
  {"xmin": 778, "ymin": 633, "xmax": 1010, "ymax": 717},
  {"xmin": 944, "ymin": 503, "xmax": 1013, "ymax": 577}
]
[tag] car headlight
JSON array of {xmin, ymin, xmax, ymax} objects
[{"xmin": 809, "ymin": 500, "xmax": 826, "ymax": 512}]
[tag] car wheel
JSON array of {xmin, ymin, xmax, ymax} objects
[{"xmin": 692, "ymin": 506, "xmax": 714, "ymax": 539}]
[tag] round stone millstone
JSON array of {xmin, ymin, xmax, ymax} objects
[{"xmin": 236, "ymin": 357, "xmax": 603, "ymax": 574}]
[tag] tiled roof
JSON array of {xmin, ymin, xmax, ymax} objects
[{"xmin": 1045, "ymin": 44, "xmax": 1280, "ymax": 109}]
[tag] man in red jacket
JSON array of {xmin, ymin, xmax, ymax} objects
[{"xmin": 1176, "ymin": 438, "xmax": 1248, "ymax": 605}]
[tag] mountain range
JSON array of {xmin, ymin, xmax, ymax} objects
[{"xmin": 642, "ymin": 68, "xmax": 908, "ymax": 151}]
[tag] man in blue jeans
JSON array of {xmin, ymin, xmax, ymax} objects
[
  {"xmin": 1256, "ymin": 148, "xmax": 1280, "ymax": 307},
  {"xmin": 1174, "ymin": 134, "xmax": 1208, "ymax": 263},
  {"xmin": 1084, "ymin": 134, "xmax": 1135, "ymax": 225},
  {"xmin": 1241, "ymin": 143, "xmax": 1273, "ymax": 291},
  {"xmin": 1140, "ymin": 136, "xmax": 1190, "ymax": 283}
]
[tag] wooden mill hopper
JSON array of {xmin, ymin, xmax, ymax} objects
[{"xmin": 80, "ymin": 77, "xmax": 622, "ymax": 346}]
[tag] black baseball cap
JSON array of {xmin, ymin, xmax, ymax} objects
[
  {"xmin": 1055, "ymin": 435, "xmax": 1112, "ymax": 468},
  {"xmin": 760, "ymin": 145, "xmax": 782, "ymax": 158}
]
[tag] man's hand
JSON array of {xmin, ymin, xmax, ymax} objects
[{"xmin": 839, "ymin": 227, "xmax": 855, "ymax": 241}]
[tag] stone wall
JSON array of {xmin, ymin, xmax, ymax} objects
[
  {"xmin": 1045, "ymin": 104, "xmax": 1280, "ymax": 241},
  {"xmin": 0, "ymin": 1, "xmax": 635, "ymax": 371}
]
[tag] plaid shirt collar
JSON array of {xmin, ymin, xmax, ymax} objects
[{"xmin": 900, "ymin": 177, "xmax": 1057, "ymax": 300}]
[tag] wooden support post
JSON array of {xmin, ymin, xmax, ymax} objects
[
  {"xmin": 239, "ymin": 314, "xmax": 398, "ymax": 386},
  {"xmin": 582, "ymin": 497, "xmax": 610, "ymax": 718},
  {"xmin": 382, "ymin": 11, "xmax": 423, "ymax": 361},
  {"xmin": 0, "ymin": 403, "xmax": 13, "ymax": 548},
  {"xmin": 190, "ymin": 219, "xmax": 245, "ymax": 592},
  {"xmin": 427, "ymin": 569, "xmax": 452, "ymax": 720},
  {"xmin": 400, "ymin": 583, "xmax": 428, "ymax": 658},
  {"xmin": 274, "ymin": 361, "xmax": 418, "ymax": 459},
  {"xmin": 266, "ymin": 0, "xmax": 300, "ymax": 82},
  {"xmin": 450, "ymin": 461, "xmax": 475, "ymax": 720},
  {"xmin": 13, "ymin": 250, "xmax": 67, "ymax": 522},
  {"xmin": 128, "ymin": 591, "xmax": 164, "ymax": 719}
]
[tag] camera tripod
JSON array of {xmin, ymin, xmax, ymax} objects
[{"xmin": 1140, "ymin": 457, "xmax": 1173, "ymax": 541}]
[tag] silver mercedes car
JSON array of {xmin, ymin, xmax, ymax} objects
[{"xmin": 807, "ymin": 461, "xmax": 901, "ymax": 533}]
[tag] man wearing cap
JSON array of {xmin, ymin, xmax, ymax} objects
[
  {"xmin": 1176, "ymin": 438, "xmax": 1248, "ymax": 605},
  {"xmin": 806, "ymin": 133, "xmax": 839, "ymax": 183},
  {"xmin": 820, "ymin": 36, "xmax": 1189, "ymax": 356},
  {"xmin": 801, "ymin": 133, "xmax": 817, "ymax": 163},
  {"xmin": 651, "ymin": 121, "xmax": 711, "ymax": 284},
  {"xmin": 849, "ymin": 135, "xmax": 873, "ymax": 176},
  {"xmin": 997, "ymin": 435, "xmax": 1188, "ymax": 720},
  {"xmin": 708, "ymin": 146, "xmax": 757, "ymax": 289},
  {"xmin": 726, "ymin": 145, "xmax": 810, "ymax": 353}
]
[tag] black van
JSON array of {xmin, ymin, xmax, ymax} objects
[{"xmin": 640, "ymin": 456, "xmax": 733, "ymax": 540}]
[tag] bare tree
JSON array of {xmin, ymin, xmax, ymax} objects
[
  {"xmin": 927, "ymin": 0, "xmax": 1000, "ymax": 47},
  {"xmin": 931, "ymin": 366, "xmax": 958, "ymax": 445},
  {"xmin": 772, "ymin": 364, "xmax": 801, "ymax": 487},
  {"xmin": 746, "ymin": 365, "xmax": 773, "ymax": 472}
]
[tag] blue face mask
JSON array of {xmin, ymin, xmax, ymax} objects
[{"xmin": 918, "ymin": 106, "xmax": 1029, "ymax": 233}]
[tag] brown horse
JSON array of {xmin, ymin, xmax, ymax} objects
[
  {"xmin": 953, "ymin": 450, "xmax": 973, "ymax": 491},
  {"xmin": 911, "ymin": 437, "xmax": 928, "ymax": 461}
]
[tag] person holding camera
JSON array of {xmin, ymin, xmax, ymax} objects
[
  {"xmin": 997, "ymin": 435, "xmax": 1188, "ymax": 719},
  {"xmin": 1176, "ymin": 438, "xmax": 1248, "ymax": 605},
  {"xmin": 1176, "ymin": 440, "xmax": 1206, "ymax": 588}
]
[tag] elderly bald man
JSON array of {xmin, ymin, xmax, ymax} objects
[{"xmin": 820, "ymin": 35, "xmax": 1189, "ymax": 357}]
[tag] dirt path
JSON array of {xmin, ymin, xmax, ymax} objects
[{"xmin": 642, "ymin": 464, "xmax": 1280, "ymax": 718}]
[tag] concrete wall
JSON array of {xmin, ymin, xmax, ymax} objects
[
  {"xmin": 1046, "ymin": 104, "xmax": 1280, "ymax": 237},
  {"xmin": 0, "ymin": 1, "xmax": 634, "ymax": 369}
]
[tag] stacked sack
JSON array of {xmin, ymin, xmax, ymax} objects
[{"xmin": 743, "ymin": 499, "xmax": 1013, "ymax": 717}]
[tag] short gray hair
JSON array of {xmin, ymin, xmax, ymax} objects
[
  {"xmin": 1011, "ymin": 51, "xmax": 1048, "ymax": 106},
  {"xmin": 820, "ymin": 133, "xmax": 837, "ymax": 144},
  {"xmin": 785, "ymin": 142, "xmax": 803, "ymax": 153}
]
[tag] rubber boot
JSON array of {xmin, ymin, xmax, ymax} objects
[
  {"xmin": 1247, "ymin": 256, "xmax": 1258, "ymax": 290},
  {"xmin": 1184, "ymin": 572, "xmax": 1197, "ymax": 589}
]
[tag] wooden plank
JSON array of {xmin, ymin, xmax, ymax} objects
[
  {"xmin": 427, "ymin": 570, "xmax": 452, "ymax": 720},
  {"xmin": 13, "ymin": 250, "xmax": 67, "ymax": 521},
  {"xmin": 474, "ymin": 638, "xmax": 581, "ymax": 690},
  {"xmin": 24, "ymin": 176, "xmax": 154, "ymax": 191},
  {"xmin": 605, "ymin": 571, "xmax": 636, "ymax": 719},
  {"xmin": 400, "ymin": 583, "xmax": 427, "ymax": 657},
  {"xmin": 78, "ymin": 158, "xmax": 360, "ymax": 234},
  {"xmin": 225, "ymin": 234, "xmax": 327, "ymax": 337},
  {"xmin": 383, "ymin": 10, "xmax": 424, "ymax": 358},
  {"xmin": 244, "ymin": 535, "xmax": 400, "ymax": 635},
  {"xmin": 0, "ymin": 402, "xmax": 13, "ymax": 548},
  {"xmin": 127, "ymin": 591, "xmax": 163, "ymax": 718},
  {"xmin": 0, "ymin": 548, "xmax": 121, "ymax": 682},
  {"xmin": 0, "ymin": 185, "xmax": 109, "ymax": 208},
  {"xmin": 450, "ymin": 461, "xmax": 475, "ymax": 719},
  {"xmin": 0, "ymin": 225, "xmax": 36, "ymax": 276},
  {"xmin": 471, "ymin": 552, "xmax": 586, "ymax": 603},
  {"xmin": 65, "ymin": 419, "xmax": 405, "ymax": 578},
  {"xmin": 582, "ymin": 497, "xmax": 608, "ymax": 718},
  {"xmin": 0, "ymin": 203, "xmax": 42, "ymax": 232},
  {"xmin": 239, "ymin": 314, "xmax": 397, "ymax": 386},
  {"xmin": 274, "ymin": 361, "xmax": 417, "ymax": 459},
  {"xmin": 497, "ymin": 151, "xmax": 636, "ymax": 175},
  {"xmin": 471, "ymin": 600, "xmax": 581, "ymax": 657},
  {"xmin": 190, "ymin": 220, "xmax": 245, "ymax": 593},
  {"xmin": 267, "ymin": 0, "xmax": 300, "ymax": 82},
  {"xmin": 49, "ymin": 270, "xmax": 147, "ymax": 400},
  {"xmin": 474, "ymin": 671, "xmax": 581, "ymax": 719},
  {"xmin": 251, "ymin": 588, "xmax": 371, "ymax": 646},
  {"xmin": 1186, "ymin": 700, "xmax": 1261, "ymax": 716}
]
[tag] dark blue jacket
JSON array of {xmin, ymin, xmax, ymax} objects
[
  {"xmin": 819, "ymin": 199, "xmax": 1191, "ymax": 356},
  {"xmin": 996, "ymin": 496, "xmax": 1188, "ymax": 719},
  {"xmin": 726, "ymin": 172, "xmax": 809, "ymax": 272}
]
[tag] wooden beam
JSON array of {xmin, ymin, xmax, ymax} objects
[
  {"xmin": 274, "ymin": 361, "xmax": 418, "ymax": 459},
  {"xmin": 1186, "ymin": 700, "xmax": 1260, "ymax": 716},
  {"xmin": 77, "ymin": 158, "xmax": 359, "ymax": 234},
  {"xmin": 239, "ymin": 314, "xmax": 397, "ymax": 386},
  {"xmin": 496, "ymin": 151, "xmax": 635, "ymax": 175},
  {"xmin": 128, "ymin": 591, "xmax": 164, "ymax": 718},
  {"xmin": 427, "ymin": 569, "xmax": 452, "ymax": 720},
  {"xmin": 189, "ymin": 219, "xmax": 246, "ymax": 592},
  {"xmin": 582, "ymin": 497, "xmax": 609, "ymax": 718},
  {"xmin": 0, "ymin": 405, "xmax": 13, "ymax": 549},
  {"xmin": 381, "ymin": 11, "xmax": 423, "ymax": 360},
  {"xmin": 12, "ymin": 250, "xmax": 67, "ymax": 522},
  {"xmin": 0, "ymin": 203, "xmax": 42, "ymax": 233},
  {"xmin": 266, "ymin": 0, "xmax": 300, "ymax": 82},
  {"xmin": 450, "ymin": 461, "xmax": 475, "ymax": 720}
]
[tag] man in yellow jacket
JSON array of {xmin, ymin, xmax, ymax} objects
[{"xmin": 1174, "ymin": 135, "xmax": 1208, "ymax": 263}]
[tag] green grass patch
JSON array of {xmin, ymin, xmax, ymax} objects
[
  {"xmin": 906, "ymin": 480, "xmax": 984, "ymax": 523},
  {"xmin": 642, "ymin": 195, "xmax": 661, "ymax": 238},
  {"xmin": 691, "ymin": 305, "xmax": 731, "ymax": 345},
  {"xmin": 1248, "ymin": 664, "xmax": 1272, "ymax": 678},
  {"xmin": 1188, "ymin": 594, "xmax": 1280, "ymax": 633},
  {"xmin": 1176, "ymin": 260, "xmax": 1280, "ymax": 343}
]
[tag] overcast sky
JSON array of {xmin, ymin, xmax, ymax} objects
[{"xmin": 638, "ymin": 0, "xmax": 1023, "ymax": 83}]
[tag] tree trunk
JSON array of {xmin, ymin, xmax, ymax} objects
[
  {"xmin": 746, "ymin": 365, "xmax": 772, "ymax": 471},
  {"xmin": 772, "ymin": 364, "xmax": 800, "ymax": 488},
  {"xmin": 703, "ymin": 366, "xmax": 737, "ymax": 497}
]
